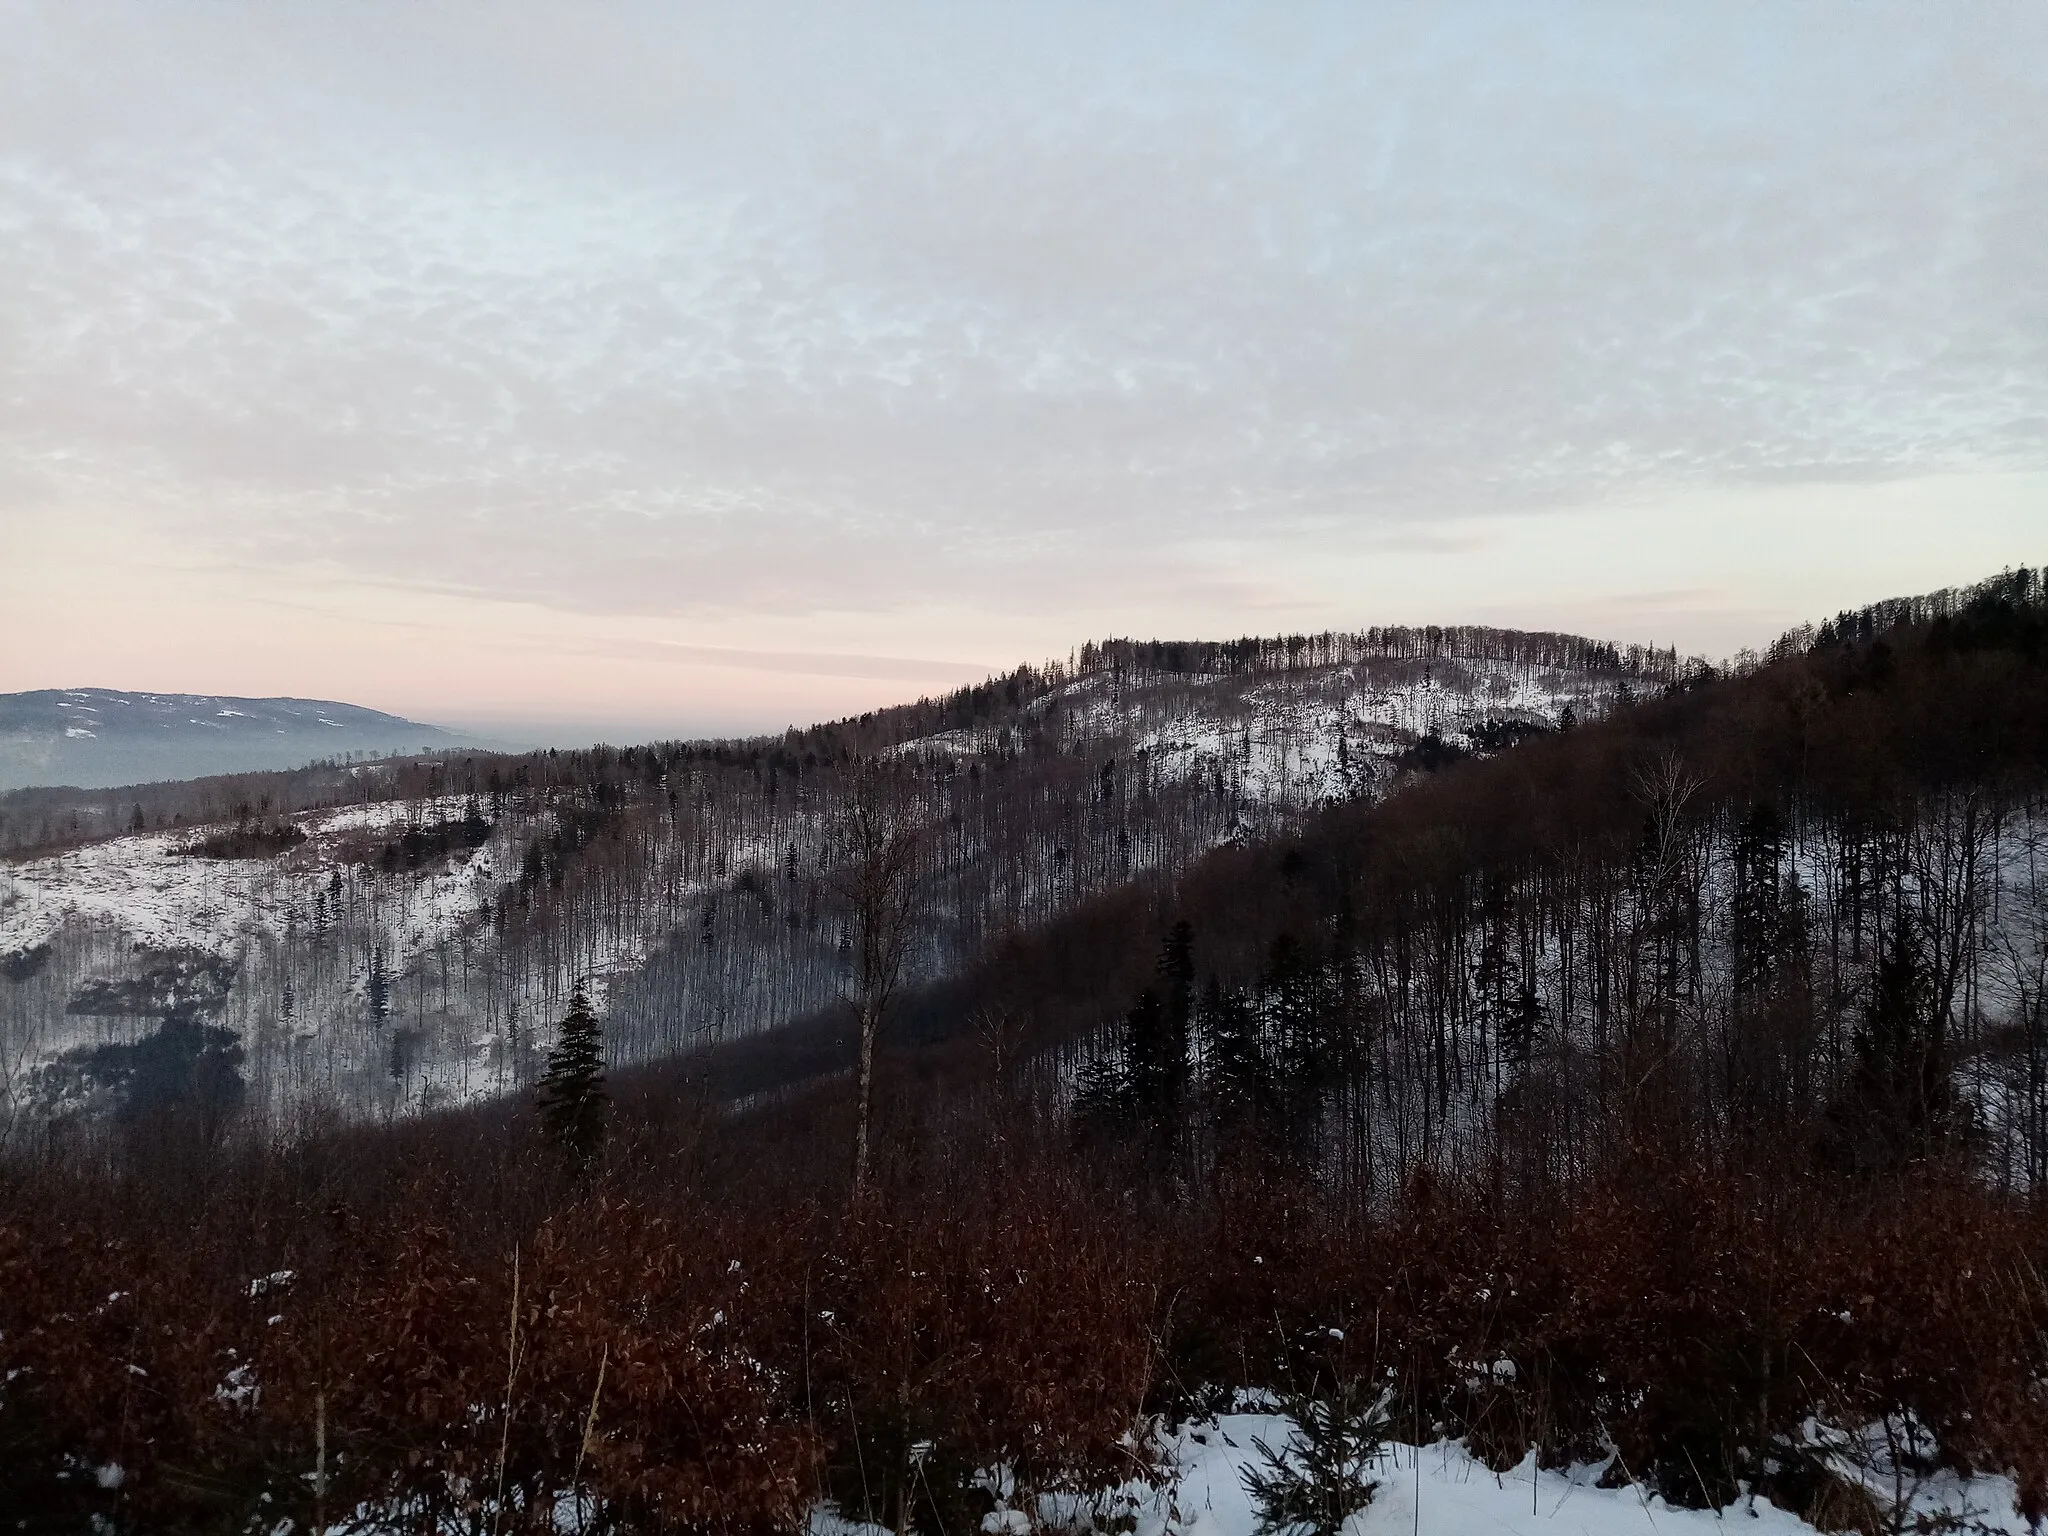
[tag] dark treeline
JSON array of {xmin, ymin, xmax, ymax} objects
[
  {"xmin": 8, "ymin": 576, "xmax": 2025, "ymax": 861},
  {"xmin": 1077, "ymin": 625, "xmax": 1695, "ymax": 684},
  {"xmin": 5, "ymin": 578, "xmax": 2048, "ymax": 1531},
  {"xmin": 1792, "ymin": 563, "xmax": 2048, "ymax": 657}
]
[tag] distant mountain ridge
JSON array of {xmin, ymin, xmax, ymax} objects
[{"xmin": 0, "ymin": 688, "xmax": 475, "ymax": 791}]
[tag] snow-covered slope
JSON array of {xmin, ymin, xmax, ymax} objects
[
  {"xmin": 0, "ymin": 798, "xmax": 494, "ymax": 966},
  {"xmin": 883, "ymin": 647, "xmax": 1624, "ymax": 877},
  {"xmin": 0, "ymin": 797, "xmax": 515, "ymax": 1120},
  {"xmin": 1020, "ymin": 650, "xmax": 1610, "ymax": 817}
]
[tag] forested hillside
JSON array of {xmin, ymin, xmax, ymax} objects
[
  {"xmin": 0, "ymin": 625, "xmax": 1663, "ymax": 1127},
  {"xmin": 889, "ymin": 566, "xmax": 2048, "ymax": 1194}
]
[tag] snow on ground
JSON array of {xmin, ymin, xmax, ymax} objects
[
  {"xmin": 0, "ymin": 790, "xmax": 823, "ymax": 1116},
  {"xmin": 811, "ymin": 1416, "xmax": 2031, "ymax": 1536},
  {"xmin": 1122, "ymin": 668, "xmax": 1589, "ymax": 811},
  {"xmin": 0, "ymin": 797, "xmax": 487, "ymax": 964},
  {"xmin": 313, "ymin": 794, "xmax": 469, "ymax": 836},
  {"xmin": 1154, "ymin": 1422, "xmax": 1823, "ymax": 1536},
  {"xmin": 898, "ymin": 660, "xmax": 1602, "ymax": 817},
  {"xmin": 0, "ymin": 827, "xmax": 290, "ymax": 957}
]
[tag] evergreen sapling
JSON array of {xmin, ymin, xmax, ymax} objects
[{"xmin": 1239, "ymin": 1384, "xmax": 1392, "ymax": 1536}]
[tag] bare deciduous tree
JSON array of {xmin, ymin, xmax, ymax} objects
[{"xmin": 830, "ymin": 763, "xmax": 924, "ymax": 1196}]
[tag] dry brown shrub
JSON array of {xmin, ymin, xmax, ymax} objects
[
  {"xmin": 802, "ymin": 1178, "xmax": 1165, "ymax": 1529},
  {"xmin": 3, "ymin": 1129, "xmax": 2044, "ymax": 1530}
]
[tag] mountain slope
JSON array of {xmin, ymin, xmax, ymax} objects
[
  {"xmin": 651, "ymin": 568, "xmax": 2048, "ymax": 1140},
  {"xmin": 0, "ymin": 689, "xmax": 477, "ymax": 791},
  {"xmin": 1, "ymin": 624, "xmax": 1665, "ymax": 1124}
]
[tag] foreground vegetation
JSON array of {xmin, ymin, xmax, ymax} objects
[{"xmin": 3, "ymin": 1109, "xmax": 2043, "ymax": 1533}]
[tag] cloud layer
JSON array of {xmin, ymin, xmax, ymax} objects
[{"xmin": 3, "ymin": 3, "xmax": 2044, "ymax": 725}]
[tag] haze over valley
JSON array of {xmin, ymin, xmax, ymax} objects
[{"xmin": 0, "ymin": 688, "xmax": 487, "ymax": 792}]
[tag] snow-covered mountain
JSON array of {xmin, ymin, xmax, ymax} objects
[{"xmin": 0, "ymin": 688, "xmax": 479, "ymax": 791}]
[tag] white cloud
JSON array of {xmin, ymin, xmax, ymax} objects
[{"xmin": 2, "ymin": 1, "xmax": 2043, "ymax": 723}]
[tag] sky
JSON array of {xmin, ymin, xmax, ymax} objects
[{"xmin": 2, "ymin": 3, "xmax": 2044, "ymax": 742}]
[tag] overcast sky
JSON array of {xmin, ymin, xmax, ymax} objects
[{"xmin": 3, "ymin": 3, "xmax": 2043, "ymax": 739}]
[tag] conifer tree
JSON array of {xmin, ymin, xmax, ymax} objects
[
  {"xmin": 1842, "ymin": 918, "xmax": 1956, "ymax": 1169},
  {"xmin": 1205, "ymin": 978, "xmax": 1271, "ymax": 1139},
  {"xmin": 1076, "ymin": 924, "xmax": 1195, "ymax": 1150},
  {"xmin": 1240, "ymin": 1384, "xmax": 1390, "ymax": 1536},
  {"xmin": 1501, "ymin": 985, "xmax": 1544, "ymax": 1067},
  {"xmin": 537, "ymin": 986, "xmax": 607, "ymax": 1169},
  {"xmin": 1131, "ymin": 921, "xmax": 1194, "ymax": 1119},
  {"xmin": 1265, "ymin": 935, "xmax": 1334, "ymax": 1153},
  {"xmin": 1731, "ymin": 803, "xmax": 1786, "ymax": 1000},
  {"xmin": 367, "ymin": 947, "xmax": 389, "ymax": 1023}
]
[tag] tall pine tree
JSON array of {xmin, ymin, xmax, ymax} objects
[
  {"xmin": 366, "ymin": 947, "xmax": 389, "ymax": 1024},
  {"xmin": 1204, "ymin": 977, "xmax": 1267, "ymax": 1135},
  {"xmin": 1130, "ymin": 921, "xmax": 1195, "ymax": 1121},
  {"xmin": 1840, "ymin": 917, "xmax": 1956, "ymax": 1169},
  {"xmin": 1076, "ymin": 922, "xmax": 1195, "ymax": 1152},
  {"xmin": 536, "ymin": 986, "xmax": 607, "ymax": 1170},
  {"xmin": 1730, "ymin": 803, "xmax": 1786, "ymax": 1001}
]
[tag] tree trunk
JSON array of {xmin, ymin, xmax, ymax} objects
[{"xmin": 854, "ymin": 995, "xmax": 879, "ymax": 1195}]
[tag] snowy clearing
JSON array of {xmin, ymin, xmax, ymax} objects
[{"xmin": 0, "ymin": 797, "xmax": 489, "ymax": 963}]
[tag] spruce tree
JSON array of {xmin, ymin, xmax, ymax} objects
[
  {"xmin": 1240, "ymin": 1384, "xmax": 1390, "ymax": 1536},
  {"xmin": 1844, "ymin": 918, "xmax": 1954, "ymax": 1169},
  {"xmin": 367, "ymin": 947, "xmax": 389, "ymax": 1023},
  {"xmin": 1731, "ymin": 803, "xmax": 1786, "ymax": 1000},
  {"xmin": 1501, "ymin": 985, "xmax": 1544, "ymax": 1067},
  {"xmin": 537, "ymin": 987, "xmax": 607, "ymax": 1169},
  {"xmin": 1265, "ymin": 934, "xmax": 1329, "ymax": 1139},
  {"xmin": 1131, "ymin": 921, "xmax": 1195, "ymax": 1120},
  {"xmin": 1206, "ymin": 978, "xmax": 1272, "ymax": 1140},
  {"xmin": 1075, "ymin": 923, "xmax": 1197, "ymax": 1148}
]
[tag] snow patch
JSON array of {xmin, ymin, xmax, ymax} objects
[
  {"xmin": 0, "ymin": 799, "xmax": 491, "ymax": 963},
  {"xmin": 1017, "ymin": 1417, "xmax": 2035, "ymax": 1536}
]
